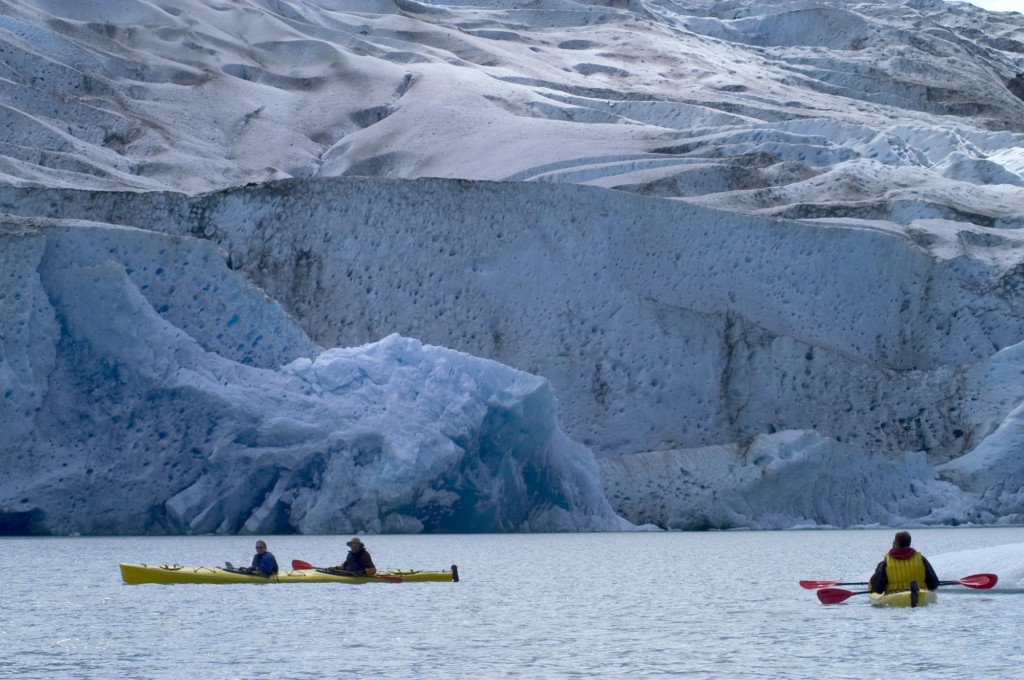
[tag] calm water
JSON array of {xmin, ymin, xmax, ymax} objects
[{"xmin": 2, "ymin": 528, "xmax": 1023, "ymax": 679}]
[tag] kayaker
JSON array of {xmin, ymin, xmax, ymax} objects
[
  {"xmin": 249, "ymin": 539, "xmax": 279, "ymax": 577},
  {"xmin": 868, "ymin": 531, "xmax": 939, "ymax": 594},
  {"xmin": 333, "ymin": 537, "xmax": 377, "ymax": 576}
]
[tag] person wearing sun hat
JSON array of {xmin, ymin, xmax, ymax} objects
[{"xmin": 333, "ymin": 536, "xmax": 377, "ymax": 576}]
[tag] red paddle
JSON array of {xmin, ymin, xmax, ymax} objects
[
  {"xmin": 291, "ymin": 559, "xmax": 402, "ymax": 583},
  {"xmin": 815, "ymin": 573, "xmax": 998, "ymax": 604},
  {"xmin": 802, "ymin": 572, "xmax": 998, "ymax": 591}
]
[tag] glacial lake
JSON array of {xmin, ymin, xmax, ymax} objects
[{"xmin": 3, "ymin": 527, "xmax": 1023, "ymax": 679}]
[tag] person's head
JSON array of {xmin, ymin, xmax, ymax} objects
[
  {"xmin": 255, "ymin": 540, "xmax": 268, "ymax": 553},
  {"xmin": 346, "ymin": 537, "xmax": 364, "ymax": 552},
  {"xmin": 893, "ymin": 531, "xmax": 912, "ymax": 548}
]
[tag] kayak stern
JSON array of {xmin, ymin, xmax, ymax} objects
[{"xmin": 868, "ymin": 589, "xmax": 937, "ymax": 608}]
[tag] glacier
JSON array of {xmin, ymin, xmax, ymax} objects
[{"xmin": 1, "ymin": 0, "xmax": 1024, "ymax": 534}]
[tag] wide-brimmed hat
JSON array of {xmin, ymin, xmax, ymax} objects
[{"xmin": 346, "ymin": 537, "xmax": 364, "ymax": 547}]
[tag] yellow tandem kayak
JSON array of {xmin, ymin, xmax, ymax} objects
[{"xmin": 119, "ymin": 563, "xmax": 458, "ymax": 585}]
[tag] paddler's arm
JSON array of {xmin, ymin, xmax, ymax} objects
[
  {"xmin": 923, "ymin": 557, "xmax": 939, "ymax": 590},
  {"xmin": 868, "ymin": 559, "xmax": 887, "ymax": 593}
]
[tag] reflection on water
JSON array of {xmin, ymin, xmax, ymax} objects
[{"xmin": 2, "ymin": 527, "xmax": 1023, "ymax": 679}]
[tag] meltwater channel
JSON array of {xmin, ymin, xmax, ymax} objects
[{"xmin": 3, "ymin": 528, "xmax": 1023, "ymax": 679}]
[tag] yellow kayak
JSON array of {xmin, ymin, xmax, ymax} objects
[
  {"xmin": 119, "ymin": 563, "xmax": 458, "ymax": 585},
  {"xmin": 868, "ymin": 589, "xmax": 937, "ymax": 608}
]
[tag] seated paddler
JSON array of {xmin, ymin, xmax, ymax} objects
[
  {"xmin": 333, "ymin": 536, "xmax": 377, "ymax": 576},
  {"xmin": 868, "ymin": 530, "xmax": 939, "ymax": 594},
  {"xmin": 249, "ymin": 539, "xmax": 279, "ymax": 577}
]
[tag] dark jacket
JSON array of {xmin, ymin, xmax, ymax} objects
[
  {"xmin": 342, "ymin": 548, "xmax": 375, "ymax": 575},
  {"xmin": 869, "ymin": 547, "xmax": 938, "ymax": 593},
  {"xmin": 251, "ymin": 551, "xmax": 279, "ymax": 577}
]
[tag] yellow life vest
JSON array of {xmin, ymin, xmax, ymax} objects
[{"xmin": 884, "ymin": 552, "xmax": 927, "ymax": 592}]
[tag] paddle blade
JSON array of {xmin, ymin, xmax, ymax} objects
[
  {"xmin": 800, "ymin": 580, "xmax": 841, "ymax": 589},
  {"xmin": 292, "ymin": 559, "xmax": 315, "ymax": 570},
  {"xmin": 951, "ymin": 573, "xmax": 998, "ymax": 589},
  {"xmin": 800, "ymin": 579, "xmax": 869, "ymax": 589},
  {"xmin": 798, "ymin": 577, "xmax": 872, "ymax": 589},
  {"xmin": 816, "ymin": 588, "xmax": 866, "ymax": 604}
]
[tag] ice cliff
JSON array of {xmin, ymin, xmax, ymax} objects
[{"xmin": 1, "ymin": 0, "xmax": 1024, "ymax": 534}]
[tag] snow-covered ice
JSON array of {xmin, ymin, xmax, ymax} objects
[{"xmin": 930, "ymin": 542, "xmax": 1024, "ymax": 591}]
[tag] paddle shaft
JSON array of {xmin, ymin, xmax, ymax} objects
[
  {"xmin": 315, "ymin": 567, "xmax": 402, "ymax": 583},
  {"xmin": 292, "ymin": 559, "xmax": 401, "ymax": 582},
  {"xmin": 802, "ymin": 572, "xmax": 997, "ymax": 591}
]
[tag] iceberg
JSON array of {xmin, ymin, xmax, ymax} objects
[{"xmin": 0, "ymin": 218, "xmax": 629, "ymax": 535}]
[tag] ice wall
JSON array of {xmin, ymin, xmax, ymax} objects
[{"xmin": 5, "ymin": 178, "xmax": 1024, "ymax": 466}]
